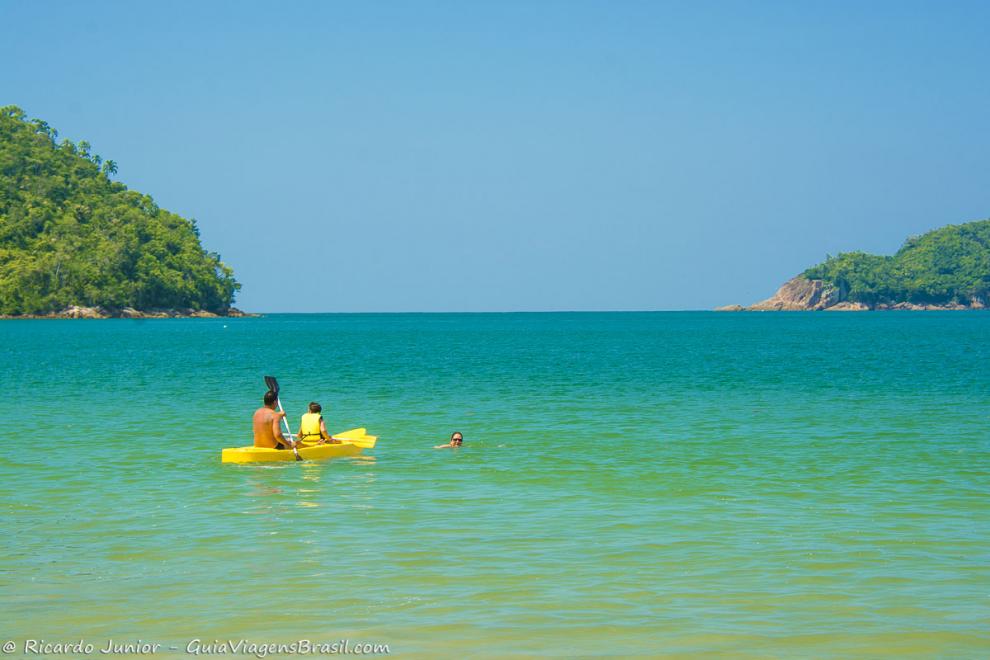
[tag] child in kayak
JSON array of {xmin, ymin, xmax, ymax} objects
[
  {"xmin": 297, "ymin": 402, "xmax": 340, "ymax": 444},
  {"xmin": 434, "ymin": 431, "xmax": 464, "ymax": 449}
]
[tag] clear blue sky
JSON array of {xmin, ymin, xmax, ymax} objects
[{"xmin": 2, "ymin": 1, "xmax": 988, "ymax": 311}]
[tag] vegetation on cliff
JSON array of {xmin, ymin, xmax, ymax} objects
[
  {"xmin": 0, "ymin": 106, "xmax": 239, "ymax": 315},
  {"xmin": 802, "ymin": 220, "xmax": 990, "ymax": 306}
]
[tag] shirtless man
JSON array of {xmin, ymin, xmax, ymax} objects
[{"xmin": 253, "ymin": 391, "xmax": 296, "ymax": 450}]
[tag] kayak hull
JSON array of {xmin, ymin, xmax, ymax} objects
[
  {"xmin": 222, "ymin": 442, "xmax": 362, "ymax": 463},
  {"xmin": 221, "ymin": 427, "xmax": 376, "ymax": 464}
]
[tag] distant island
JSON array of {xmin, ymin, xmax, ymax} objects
[
  {"xmin": 0, "ymin": 106, "xmax": 245, "ymax": 318},
  {"xmin": 719, "ymin": 219, "xmax": 990, "ymax": 311}
]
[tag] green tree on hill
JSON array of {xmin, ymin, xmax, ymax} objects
[
  {"xmin": 804, "ymin": 219, "xmax": 990, "ymax": 305},
  {"xmin": 0, "ymin": 106, "xmax": 239, "ymax": 315}
]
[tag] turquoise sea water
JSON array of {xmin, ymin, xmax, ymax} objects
[{"xmin": 2, "ymin": 312, "xmax": 988, "ymax": 657}]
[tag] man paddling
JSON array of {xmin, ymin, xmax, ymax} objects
[{"xmin": 253, "ymin": 390, "xmax": 297, "ymax": 450}]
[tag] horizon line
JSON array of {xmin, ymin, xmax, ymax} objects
[{"xmin": 240, "ymin": 308, "xmax": 719, "ymax": 315}]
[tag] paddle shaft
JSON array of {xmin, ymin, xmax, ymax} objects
[{"xmin": 274, "ymin": 395, "xmax": 301, "ymax": 460}]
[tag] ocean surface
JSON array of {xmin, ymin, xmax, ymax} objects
[{"xmin": 1, "ymin": 312, "xmax": 988, "ymax": 658}]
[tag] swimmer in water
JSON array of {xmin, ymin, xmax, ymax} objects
[{"xmin": 434, "ymin": 431, "xmax": 464, "ymax": 449}]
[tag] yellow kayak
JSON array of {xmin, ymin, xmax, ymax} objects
[{"xmin": 221, "ymin": 428, "xmax": 377, "ymax": 464}]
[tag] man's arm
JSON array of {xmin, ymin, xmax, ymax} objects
[{"xmin": 271, "ymin": 411, "xmax": 293, "ymax": 446}]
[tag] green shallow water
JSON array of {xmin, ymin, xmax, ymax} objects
[{"xmin": 1, "ymin": 312, "xmax": 988, "ymax": 657}]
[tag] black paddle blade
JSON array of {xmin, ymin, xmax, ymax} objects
[{"xmin": 264, "ymin": 375, "xmax": 280, "ymax": 396}]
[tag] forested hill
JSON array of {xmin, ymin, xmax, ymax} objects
[
  {"xmin": 727, "ymin": 220, "xmax": 990, "ymax": 311},
  {"xmin": 0, "ymin": 106, "xmax": 239, "ymax": 316},
  {"xmin": 802, "ymin": 220, "xmax": 990, "ymax": 306}
]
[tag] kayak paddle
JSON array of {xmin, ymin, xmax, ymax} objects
[{"xmin": 264, "ymin": 375, "xmax": 302, "ymax": 461}]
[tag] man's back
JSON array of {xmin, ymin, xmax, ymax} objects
[{"xmin": 253, "ymin": 407, "xmax": 279, "ymax": 448}]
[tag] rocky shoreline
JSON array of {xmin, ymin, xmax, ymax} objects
[
  {"xmin": 0, "ymin": 305, "xmax": 257, "ymax": 319},
  {"xmin": 717, "ymin": 276, "xmax": 988, "ymax": 312}
]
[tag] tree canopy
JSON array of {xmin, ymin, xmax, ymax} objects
[
  {"xmin": 803, "ymin": 220, "xmax": 990, "ymax": 305},
  {"xmin": 0, "ymin": 106, "xmax": 239, "ymax": 315}
]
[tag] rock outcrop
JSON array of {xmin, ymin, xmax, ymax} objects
[
  {"xmin": 824, "ymin": 301, "xmax": 870, "ymax": 311},
  {"xmin": 1, "ymin": 307, "xmax": 255, "ymax": 319},
  {"xmin": 717, "ymin": 276, "xmax": 987, "ymax": 311},
  {"xmin": 745, "ymin": 277, "xmax": 841, "ymax": 311},
  {"xmin": 62, "ymin": 305, "xmax": 108, "ymax": 319}
]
